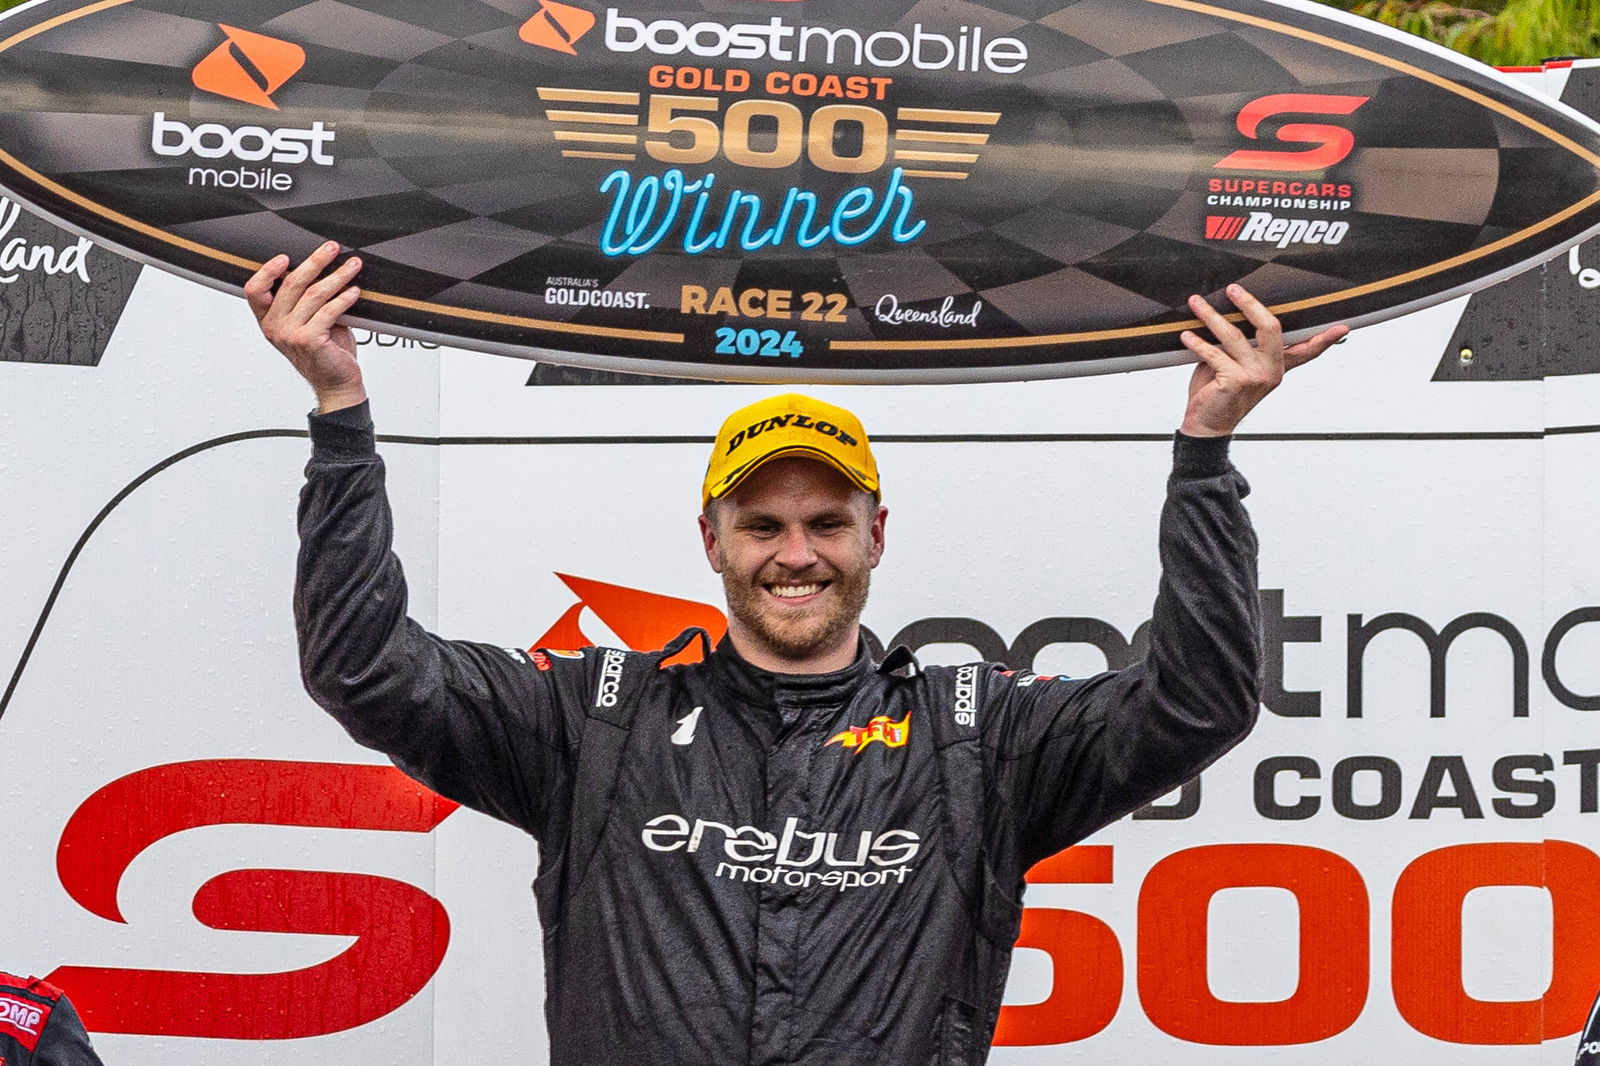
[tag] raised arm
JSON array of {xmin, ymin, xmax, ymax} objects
[
  {"xmin": 248, "ymin": 245, "xmax": 583, "ymax": 841},
  {"xmin": 991, "ymin": 286, "xmax": 1345, "ymax": 868}
]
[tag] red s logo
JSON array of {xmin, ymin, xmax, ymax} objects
[
  {"xmin": 49, "ymin": 760, "xmax": 459, "ymax": 1039},
  {"xmin": 1214, "ymin": 94, "xmax": 1370, "ymax": 172}
]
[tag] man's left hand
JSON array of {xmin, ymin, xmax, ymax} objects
[{"xmin": 1178, "ymin": 283, "xmax": 1348, "ymax": 438}]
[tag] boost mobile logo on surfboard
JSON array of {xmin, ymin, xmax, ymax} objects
[
  {"xmin": 1, "ymin": 0, "xmax": 1599, "ymax": 383},
  {"xmin": 598, "ymin": 9, "xmax": 1030, "ymax": 74},
  {"xmin": 521, "ymin": 0, "xmax": 596, "ymax": 54},
  {"xmin": 145, "ymin": 25, "xmax": 331, "ymax": 191},
  {"xmin": 191, "ymin": 25, "xmax": 305, "ymax": 109},
  {"xmin": 522, "ymin": 3, "xmax": 1030, "ymax": 74}
]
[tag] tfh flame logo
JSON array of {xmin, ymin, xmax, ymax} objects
[
  {"xmin": 520, "ymin": 0, "xmax": 597, "ymax": 54},
  {"xmin": 191, "ymin": 25, "xmax": 306, "ymax": 110},
  {"xmin": 533, "ymin": 573, "xmax": 726, "ymax": 665},
  {"xmin": 826, "ymin": 713, "xmax": 911, "ymax": 753}
]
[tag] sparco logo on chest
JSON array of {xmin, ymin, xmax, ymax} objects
[
  {"xmin": 953, "ymin": 663, "xmax": 979, "ymax": 726},
  {"xmin": 642, "ymin": 813, "xmax": 920, "ymax": 891},
  {"xmin": 594, "ymin": 647, "xmax": 626, "ymax": 707}
]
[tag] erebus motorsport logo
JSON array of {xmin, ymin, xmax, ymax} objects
[
  {"xmin": 538, "ymin": 3, "xmax": 1028, "ymax": 73},
  {"xmin": 1206, "ymin": 212, "xmax": 1350, "ymax": 250},
  {"xmin": 642, "ymin": 813, "xmax": 921, "ymax": 891}
]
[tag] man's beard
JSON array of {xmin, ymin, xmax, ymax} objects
[{"xmin": 721, "ymin": 566, "xmax": 871, "ymax": 664}]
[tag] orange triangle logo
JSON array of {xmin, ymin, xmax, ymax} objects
[
  {"xmin": 519, "ymin": 0, "xmax": 596, "ymax": 55},
  {"xmin": 532, "ymin": 574, "xmax": 726, "ymax": 666},
  {"xmin": 192, "ymin": 25, "xmax": 306, "ymax": 110}
]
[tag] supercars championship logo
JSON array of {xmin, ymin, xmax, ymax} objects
[{"xmin": 1203, "ymin": 94, "xmax": 1366, "ymax": 241}]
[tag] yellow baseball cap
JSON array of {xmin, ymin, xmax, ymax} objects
[{"xmin": 702, "ymin": 393, "xmax": 879, "ymax": 510}]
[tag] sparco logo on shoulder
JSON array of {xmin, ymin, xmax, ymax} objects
[
  {"xmin": 595, "ymin": 647, "xmax": 626, "ymax": 707},
  {"xmin": 953, "ymin": 663, "xmax": 979, "ymax": 727}
]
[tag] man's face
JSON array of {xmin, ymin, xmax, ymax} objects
[{"xmin": 699, "ymin": 457, "xmax": 886, "ymax": 672}]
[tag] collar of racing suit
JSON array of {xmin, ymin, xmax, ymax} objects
[{"xmin": 705, "ymin": 635, "xmax": 918, "ymax": 712}]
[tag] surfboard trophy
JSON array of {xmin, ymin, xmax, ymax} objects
[{"xmin": 0, "ymin": 0, "xmax": 1597, "ymax": 382}]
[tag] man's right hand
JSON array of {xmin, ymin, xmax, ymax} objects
[{"xmin": 244, "ymin": 241, "xmax": 366, "ymax": 413}]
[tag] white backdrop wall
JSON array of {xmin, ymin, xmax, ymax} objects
[{"xmin": 4, "ymin": 60, "xmax": 1600, "ymax": 1066}]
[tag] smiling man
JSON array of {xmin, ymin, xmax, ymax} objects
[
  {"xmin": 247, "ymin": 242, "xmax": 1345, "ymax": 1065},
  {"xmin": 699, "ymin": 396, "xmax": 884, "ymax": 674}
]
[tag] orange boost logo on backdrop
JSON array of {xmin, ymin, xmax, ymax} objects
[
  {"xmin": 827, "ymin": 713, "xmax": 911, "ymax": 754},
  {"xmin": 520, "ymin": 0, "xmax": 596, "ymax": 54},
  {"xmin": 191, "ymin": 25, "xmax": 306, "ymax": 109},
  {"xmin": 532, "ymin": 573, "xmax": 726, "ymax": 665}
]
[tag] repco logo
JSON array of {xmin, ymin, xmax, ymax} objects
[
  {"xmin": 953, "ymin": 664, "xmax": 978, "ymax": 726},
  {"xmin": 1208, "ymin": 212, "xmax": 1350, "ymax": 250},
  {"xmin": 150, "ymin": 112, "xmax": 336, "ymax": 166},
  {"xmin": 595, "ymin": 647, "xmax": 626, "ymax": 707}
]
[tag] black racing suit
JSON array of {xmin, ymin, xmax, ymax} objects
[
  {"xmin": 0, "ymin": 976, "xmax": 104, "ymax": 1066},
  {"xmin": 296, "ymin": 403, "xmax": 1262, "ymax": 1065}
]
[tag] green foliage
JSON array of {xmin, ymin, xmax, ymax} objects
[{"xmin": 1327, "ymin": 0, "xmax": 1600, "ymax": 66}]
